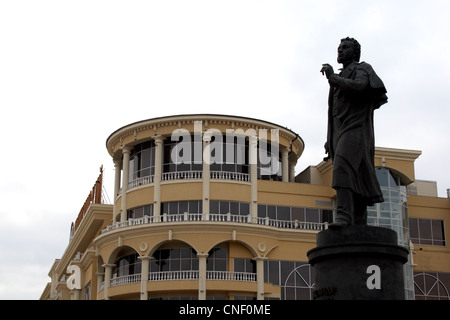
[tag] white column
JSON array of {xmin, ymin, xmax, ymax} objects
[
  {"xmin": 113, "ymin": 160, "xmax": 122, "ymax": 199},
  {"xmin": 289, "ymin": 158, "xmax": 297, "ymax": 183},
  {"xmin": 282, "ymin": 147, "xmax": 289, "ymax": 182},
  {"xmin": 249, "ymin": 136, "xmax": 258, "ymax": 220},
  {"xmin": 96, "ymin": 272, "xmax": 104, "ymax": 298},
  {"xmin": 153, "ymin": 136, "xmax": 164, "ymax": 220},
  {"xmin": 102, "ymin": 263, "xmax": 115, "ymax": 300},
  {"xmin": 197, "ymin": 253, "xmax": 208, "ymax": 300},
  {"xmin": 202, "ymin": 136, "xmax": 211, "ymax": 219},
  {"xmin": 120, "ymin": 146, "xmax": 131, "ymax": 222},
  {"xmin": 254, "ymin": 257, "xmax": 266, "ymax": 300},
  {"xmin": 113, "ymin": 160, "xmax": 122, "ymax": 220},
  {"xmin": 70, "ymin": 289, "xmax": 81, "ymax": 300},
  {"xmin": 139, "ymin": 256, "xmax": 151, "ymax": 300}
]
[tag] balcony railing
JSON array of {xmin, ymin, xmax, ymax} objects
[
  {"xmin": 124, "ymin": 170, "xmax": 251, "ymax": 193},
  {"xmin": 162, "ymin": 171, "xmax": 203, "ymax": 181},
  {"xmin": 101, "ymin": 213, "xmax": 326, "ymax": 234},
  {"xmin": 149, "ymin": 270, "xmax": 199, "ymax": 281},
  {"xmin": 210, "ymin": 171, "xmax": 250, "ymax": 182},
  {"xmin": 99, "ymin": 270, "xmax": 257, "ymax": 292},
  {"xmin": 206, "ymin": 271, "xmax": 256, "ymax": 282},
  {"xmin": 110, "ymin": 274, "xmax": 142, "ymax": 287}
]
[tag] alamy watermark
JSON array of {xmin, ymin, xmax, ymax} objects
[{"xmin": 169, "ymin": 120, "xmax": 280, "ymax": 175}]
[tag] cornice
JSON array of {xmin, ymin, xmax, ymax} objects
[
  {"xmin": 106, "ymin": 114, "xmax": 304, "ymax": 159},
  {"xmin": 55, "ymin": 203, "xmax": 113, "ymax": 276},
  {"xmin": 374, "ymin": 147, "xmax": 422, "ymax": 161},
  {"xmin": 93, "ymin": 219, "xmax": 320, "ymax": 252}
]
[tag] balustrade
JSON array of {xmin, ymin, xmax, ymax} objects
[
  {"xmin": 110, "ymin": 274, "xmax": 141, "ymax": 287},
  {"xmin": 125, "ymin": 170, "xmax": 252, "ymax": 191},
  {"xmin": 101, "ymin": 270, "xmax": 256, "ymax": 290},
  {"xmin": 101, "ymin": 212, "xmax": 325, "ymax": 234}
]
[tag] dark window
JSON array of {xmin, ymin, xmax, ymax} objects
[
  {"xmin": 127, "ymin": 204, "xmax": 153, "ymax": 219},
  {"xmin": 291, "ymin": 207, "xmax": 305, "ymax": 222},
  {"xmin": 414, "ymin": 272, "xmax": 450, "ymax": 300},
  {"xmin": 207, "ymin": 246, "xmax": 227, "ymax": 271},
  {"xmin": 114, "ymin": 253, "xmax": 141, "ymax": 277},
  {"xmin": 150, "ymin": 248, "xmax": 198, "ymax": 272},
  {"xmin": 163, "ymin": 134, "xmax": 203, "ymax": 173},
  {"xmin": 160, "ymin": 201, "xmax": 202, "ymax": 215},
  {"xmin": 234, "ymin": 258, "xmax": 256, "ymax": 273},
  {"xmin": 409, "ymin": 218, "xmax": 446, "ymax": 246},
  {"xmin": 210, "ymin": 200, "xmax": 250, "ymax": 216},
  {"xmin": 129, "ymin": 140, "xmax": 156, "ymax": 182}
]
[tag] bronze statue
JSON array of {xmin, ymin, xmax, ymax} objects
[{"xmin": 320, "ymin": 37, "xmax": 388, "ymax": 228}]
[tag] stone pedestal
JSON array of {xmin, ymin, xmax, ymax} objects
[{"xmin": 307, "ymin": 225, "xmax": 409, "ymax": 300}]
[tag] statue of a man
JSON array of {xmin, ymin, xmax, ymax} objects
[{"xmin": 320, "ymin": 37, "xmax": 388, "ymax": 229}]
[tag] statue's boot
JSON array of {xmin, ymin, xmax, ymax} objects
[{"xmin": 329, "ymin": 188, "xmax": 354, "ymax": 229}]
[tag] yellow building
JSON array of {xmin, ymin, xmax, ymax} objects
[{"xmin": 40, "ymin": 114, "xmax": 450, "ymax": 300}]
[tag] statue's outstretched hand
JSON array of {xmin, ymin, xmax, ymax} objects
[
  {"xmin": 323, "ymin": 141, "xmax": 331, "ymax": 161},
  {"xmin": 320, "ymin": 64, "xmax": 334, "ymax": 78}
]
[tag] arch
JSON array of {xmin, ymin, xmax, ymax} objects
[
  {"xmin": 413, "ymin": 272, "xmax": 450, "ymax": 300},
  {"xmin": 376, "ymin": 166, "xmax": 412, "ymax": 186},
  {"xmin": 107, "ymin": 245, "xmax": 139, "ymax": 264},
  {"xmin": 283, "ymin": 264, "xmax": 315, "ymax": 300},
  {"xmin": 205, "ymin": 239, "xmax": 258, "ymax": 258},
  {"xmin": 146, "ymin": 239, "xmax": 199, "ymax": 258}
]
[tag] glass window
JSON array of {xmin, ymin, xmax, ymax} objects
[
  {"xmin": 160, "ymin": 201, "xmax": 202, "ymax": 215},
  {"xmin": 257, "ymin": 204, "xmax": 331, "ymax": 224},
  {"xmin": 431, "ymin": 220, "xmax": 445, "ymax": 246},
  {"xmin": 409, "ymin": 218, "xmax": 446, "ymax": 246},
  {"xmin": 419, "ymin": 219, "xmax": 432, "ymax": 245},
  {"xmin": 113, "ymin": 253, "xmax": 141, "ymax": 277},
  {"xmin": 150, "ymin": 248, "xmax": 198, "ymax": 272},
  {"xmin": 257, "ymin": 141, "xmax": 282, "ymax": 181},
  {"xmin": 163, "ymin": 134, "xmax": 203, "ymax": 174},
  {"xmin": 277, "ymin": 206, "xmax": 291, "ymax": 221},
  {"xmin": 305, "ymin": 208, "xmax": 319, "ymax": 223},
  {"xmin": 230, "ymin": 202, "xmax": 239, "ymax": 215},
  {"xmin": 207, "ymin": 246, "xmax": 227, "ymax": 271},
  {"xmin": 321, "ymin": 210, "xmax": 333, "ymax": 223},
  {"xmin": 258, "ymin": 204, "xmax": 267, "ymax": 218},
  {"xmin": 291, "ymin": 207, "xmax": 305, "ymax": 222},
  {"xmin": 210, "ymin": 134, "xmax": 249, "ymax": 176},
  {"xmin": 239, "ymin": 203, "xmax": 249, "ymax": 216},
  {"xmin": 219, "ymin": 201, "xmax": 230, "ymax": 214},
  {"xmin": 265, "ymin": 260, "xmax": 280, "ymax": 285},
  {"xmin": 129, "ymin": 140, "xmax": 156, "ymax": 182},
  {"xmin": 267, "ymin": 206, "xmax": 277, "ymax": 220},
  {"xmin": 210, "ymin": 201, "xmax": 219, "ymax": 214},
  {"xmin": 413, "ymin": 272, "xmax": 450, "ymax": 300},
  {"xmin": 210, "ymin": 201, "xmax": 250, "ymax": 216},
  {"xmin": 234, "ymin": 258, "xmax": 256, "ymax": 273},
  {"xmin": 127, "ymin": 204, "xmax": 153, "ymax": 220}
]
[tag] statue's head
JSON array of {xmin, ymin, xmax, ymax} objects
[{"xmin": 337, "ymin": 37, "xmax": 361, "ymax": 65}]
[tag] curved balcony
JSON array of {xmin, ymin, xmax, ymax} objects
[
  {"xmin": 99, "ymin": 270, "xmax": 256, "ymax": 291},
  {"xmin": 101, "ymin": 212, "xmax": 326, "ymax": 234}
]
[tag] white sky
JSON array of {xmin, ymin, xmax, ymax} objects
[{"xmin": 0, "ymin": 0, "xmax": 449, "ymax": 299}]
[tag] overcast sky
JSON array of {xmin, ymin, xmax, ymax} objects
[{"xmin": 1, "ymin": 0, "xmax": 449, "ymax": 300}]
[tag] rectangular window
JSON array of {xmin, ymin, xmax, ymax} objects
[{"xmin": 409, "ymin": 218, "xmax": 446, "ymax": 246}]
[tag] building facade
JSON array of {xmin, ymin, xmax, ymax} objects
[{"xmin": 40, "ymin": 114, "xmax": 450, "ymax": 300}]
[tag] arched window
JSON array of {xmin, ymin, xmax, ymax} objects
[
  {"xmin": 207, "ymin": 246, "xmax": 227, "ymax": 272},
  {"xmin": 283, "ymin": 264, "xmax": 315, "ymax": 300},
  {"xmin": 413, "ymin": 272, "xmax": 450, "ymax": 300},
  {"xmin": 150, "ymin": 247, "xmax": 199, "ymax": 272},
  {"xmin": 113, "ymin": 253, "xmax": 141, "ymax": 277}
]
